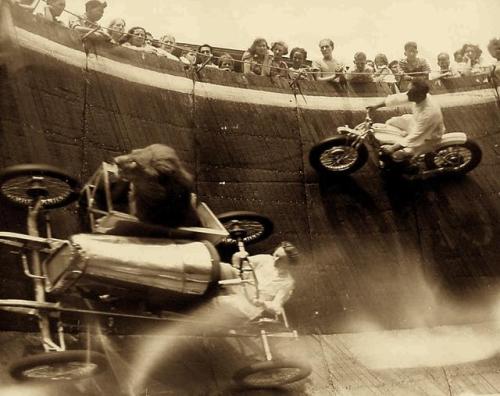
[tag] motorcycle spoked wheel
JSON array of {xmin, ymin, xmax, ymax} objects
[
  {"xmin": 9, "ymin": 350, "xmax": 108, "ymax": 382},
  {"xmin": 424, "ymin": 141, "xmax": 482, "ymax": 175},
  {"xmin": 232, "ymin": 359, "xmax": 312, "ymax": 389},
  {"xmin": 309, "ymin": 136, "xmax": 369, "ymax": 176}
]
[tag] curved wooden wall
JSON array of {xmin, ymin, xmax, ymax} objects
[{"xmin": 1, "ymin": 2, "xmax": 500, "ymax": 333}]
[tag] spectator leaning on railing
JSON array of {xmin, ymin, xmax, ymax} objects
[
  {"xmin": 197, "ymin": 44, "xmax": 218, "ymax": 68},
  {"xmin": 39, "ymin": 0, "xmax": 65, "ymax": 25},
  {"xmin": 218, "ymin": 53, "xmax": 235, "ymax": 72},
  {"xmin": 269, "ymin": 41, "xmax": 289, "ymax": 78},
  {"xmin": 242, "ymin": 38, "xmax": 273, "ymax": 76},
  {"xmin": 180, "ymin": 48, "xmax": 197, "ymax": 66},
  {"xmin": 399, "ymin": 41, "xmax": 431, "ymax": 81},
  {"xmin": 69, "ymin": 0, "xmax": 110, "ymax": 41},
  {"xmin": 288, "ymin": 47, "xmax": 313, "ymax": 81},
  {"xmin": 373, "ymin": 53, "xmax": 396, "ymax": 83},
  {"xmin": 460, "ymin": 43, "xmax": 487, "ymax": 76},
  {"xmin": 9, "ymin": 0, "xmax": 499, "ymax": 85},
  {"xmin": 346, "ymin": 51, "xmax": 374, "ymax": 83},
  {"xmin": 107, "ymin": 18, "xmax": 125, "ymax": 44},
  {"xmin": 160, "ymin": 34, "xmax": 178, "ymax": 58},
  {"xmin": 312, "ymin": 38, "xmax": 345, "ymax": 82},
  {"xmin": 430, "ymin": 52, "xmax": 460, "ymax": 80},
  {"xmin": 121, "ymin": 26, "xmax": 157, "ymax": 54},
  {"xmin": 488, "ymin": 38, "xmax": 500, "ymax": 85}
]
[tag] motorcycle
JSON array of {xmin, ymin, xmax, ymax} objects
[{"xmin": 309, "ymin": 110, "xmax": 482, "ymax": 179}]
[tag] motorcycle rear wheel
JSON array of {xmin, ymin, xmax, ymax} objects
[
  {"xmin": 424, "ymin": 141, "xmax": 482, "ymax": 174},
  {"xmin": 309, "ymin": 136, "xmax": 368, "ymax": 176}
]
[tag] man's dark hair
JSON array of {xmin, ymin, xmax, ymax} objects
[
  {"xmin": 388, "ymin": 60, "xmax": 399, "ymax": 68},
  {"xmin": 197, "ymin": 44, "xmax": 213, "ymax": 53},
  {"xmin": 290, "ymin": 47, "xmax": 307, "ymax": 61},
  {"xmin": 279, "ymin": 241, "xmax": 300, "ymax": 264},
  {"xmin": 404, "ymin": 41, "xmax": 418, "ymax": 51},
  {"xmin": 409, "ymin": 79, "xmax": 429, "ymax": 96},
  {"xmin": 85, "ymin": 0, "xmax": 106, "ymax": 12}
]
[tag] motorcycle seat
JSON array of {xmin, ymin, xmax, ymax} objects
[{"xmin": 373, "ymin": 123, "xmax": 409, "ymax": 137}]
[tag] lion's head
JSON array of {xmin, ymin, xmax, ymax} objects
[{"xmin": 113, "ymin": 144, "xmax": 200, "ymax": 228}]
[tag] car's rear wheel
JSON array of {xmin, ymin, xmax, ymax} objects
[
  {"xmin": 9, "ymin": 350, "xmax": 108, "ymax": 382},
  {"xmin": 233, "ymin": 359, "xmax": 311, "ymax": 388}
]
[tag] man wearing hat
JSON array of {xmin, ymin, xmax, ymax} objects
[{"xmin": 69, "ymin": 0, "xmax": 110, "ymax": 40}]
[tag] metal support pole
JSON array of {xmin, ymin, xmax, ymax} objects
[
  {"xmin": 27, "ymin": 199, "xmax": 60, "ymax": 351},
  {"xmin": 260, "ymin": 329, "xmax": 273, "ymax": 361}
]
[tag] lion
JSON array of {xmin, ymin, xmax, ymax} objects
[{"xmin": 113, "ymin": 144, "xmax": 201, "ymax": 229}]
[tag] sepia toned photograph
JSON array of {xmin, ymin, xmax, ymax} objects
[{"xmin": 0, "ymin": 0, "xmax": 499, "ymax": 394}]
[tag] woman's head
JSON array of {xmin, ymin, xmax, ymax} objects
[
  {"xmin": 160, "ymin": 34, "xmax": 176, "ymax": 53},
  {"xmin": 108, "ymin": 18, "xmax": 125, "ymax": 42},
  {"xmin": 290, "ymin": 47, "xmax": 307, "ymax": 68},
  {"xmin": 461, "ymin": 43, "xmax": 482, "ymax": 62},
  {"xmin": 126, "ymin": 26, "xmax": 146, "ymax": 47},
  {"xmin": 248, "ymin": 38, "xmax": 269, "ymax": 57},
  {"xmin": 271, "ymin": 41, "xmax": 288, "ymax": 58},
  {"xmin": 374, "ymin": 53, "xmax": 388, "ymax": 68}
]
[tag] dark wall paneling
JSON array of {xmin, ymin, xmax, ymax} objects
[{"xmin": 1, "ymin": 7, "xmax": 500, "ymax": 333}]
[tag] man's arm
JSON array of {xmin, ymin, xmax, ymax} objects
[
  {"xmin": 366, "ymin": 99, "xmax": 386, "ymax": 112},
  {"xmin": 267, "ymin": 282, "xmax": 294, "ymax": 314},
  {"xmin": 10, "ymin": 0, "xmax": 40, "ymax": 11}
]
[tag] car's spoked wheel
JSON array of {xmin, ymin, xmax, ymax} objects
[
  {"xmin": 217, "ymin": 211, "xmax": 274, "ymax": 246},
  {"xmin": 233, "ymin": 359, "xmax": 311, "ymax": 388},
  {"xmin": 9, "ymin": 350, "xmax": 108, "ymax": 382},
  {"xmin": 0, "ymin": 164, "xmax": 80, "ymax": 209}
]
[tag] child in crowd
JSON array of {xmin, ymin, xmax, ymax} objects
[
  {"xmin": 218, "ymin": 53, "xmax": 235, "ymax": 72},
  {"xmin": 373, "ymin": 53, "xmax": 396, "ymax": 83},
  {"xmin": 346, "ymin": 52, "xmax": 374, "ymax": 83},
  {"xmin": 288, "ymin": 47, "xmax": 314, "ymax": 81}
]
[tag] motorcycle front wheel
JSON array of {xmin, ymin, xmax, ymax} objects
[
  {"xmin": 309, "ymin": 136, "xmax": 368, "ymax": 176},
  {"xmin": 424, "ymin": 141, "xmax": 482, "ymax": 175}
]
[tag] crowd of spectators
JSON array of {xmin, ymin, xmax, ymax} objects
[{"xmin": 11, "ymin": 0, "xmax": 500, "ymax": 88}]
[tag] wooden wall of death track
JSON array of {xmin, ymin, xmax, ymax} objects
[{"xmin": 1, "ymin": 2, "xmax": 500, "ymax": 332}]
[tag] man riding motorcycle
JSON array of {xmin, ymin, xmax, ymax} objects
[{"xmin": 366, "ymin": 79, "xmax": 445, "ymax": 162}]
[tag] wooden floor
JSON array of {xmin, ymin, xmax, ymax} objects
[{"xmin": 2, "ymin": 321, "xmax": 500, "ymax": 395}]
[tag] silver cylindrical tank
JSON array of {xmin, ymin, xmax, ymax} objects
[{"xmin": 44, "ymin": 234, "xmax": 220, "ymax": 296}]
